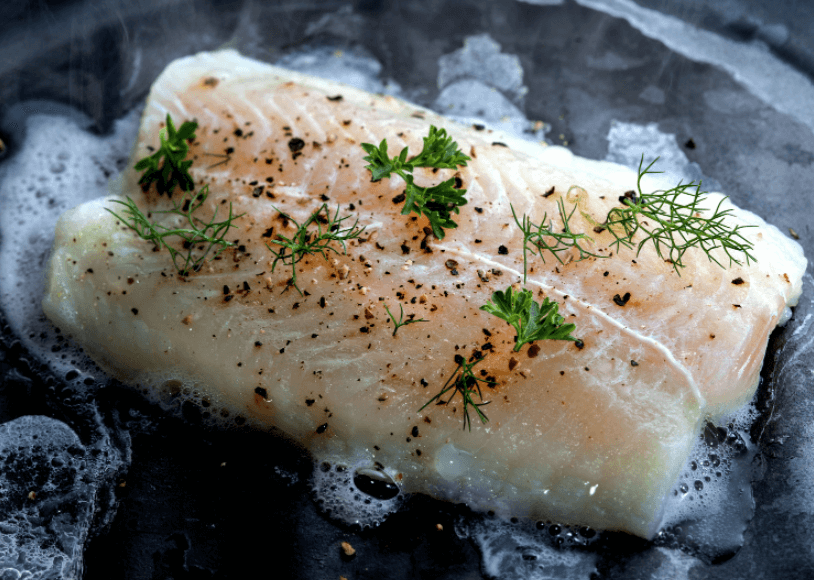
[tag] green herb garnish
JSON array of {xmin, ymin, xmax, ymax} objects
[
  {"xmin": 265, "ymin": 203, "xmax": 366, "ymax": 295},
  {"xmin": 361, "ymin": 125, "xmax": 471, "ymax": 239},
  {"xmin": 134, "ymin": 114, "xmax": 198, "ymax": 196},
  {"xmin": 384, "ymin": 303, "xmax": 427, "ymax": 336},
  {"xmin": 480, "ymin": 286, "xmax": 577, "ymax": 352},
  {"xmin": 512, "ymin": 198, "xmax": 605, "ymax": 282},
  {"xmin": 106, "ymin": 185, "xmax": 242, "ymax": 275},
  {"xmin": 605, "ymin": 156, "xmax": 756, "ymax": 273},
  {"xmin": 419, "ymin": 355, "xmax": 494, "ymax": 431}
]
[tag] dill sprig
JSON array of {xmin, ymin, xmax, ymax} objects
[
  {"xmin": 512, "ymin": 198, "xmax": 605, "ymax": 282},
  {"xmin": 361, "ymin": 125, "xmax": 471, "ymax": 239},
  {"xmin": 134, "ymin": 114, "xmax": 198, "ymax": 196},
  {"xmin": 106, "ymin": 185, "xmax": 242, "ymax": 275},
  {"xmin": 605, "ymin": 156, "xmax": 757, "ymax": 273},
  {"xmin": 481, "ymin": 286, "xmax": 577, "ymax": 352},
  {"xmin": 265, "ymin": 203, "xmax": 366, "ymax": 295},
  {"xmin": 419, "ymin": 355, "xmax": 494, "ymax": 431},
  {"xmin": 384, "ymin": 303, "xmax": 427, "ymax": 336}
]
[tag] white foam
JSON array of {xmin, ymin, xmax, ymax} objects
[
  {"xmin": 434, "ymin": 34, "xmax": 549, "ymax": 143},
  {"xmin": 0, "ymin": 104, "xmax": 141, "ymax": 382},
  {"xmin": 0, "ymin": 416, "xmax": 117, "ymax": 578},
  {"xmin": 455, "ymin": 517, "xmax": 597, "ymax": 580},
  {"xmin": 605, "ymin": 120, "xmax": 721, "ymax": 191},
  {"xmin": 656, "ymin": 402, "xmax": 758, "ymax": 561},
  {"xmin": 652, "ymin": 546, "xmax": 699, "ymax": 580},
  {"xmin": 437, "ymin": 34, "xmax": 527, "ymax": 102},
  {"xmin": 275, "ymin": 45, "xmax": 402, "ymax": 96},
  {"xmin": 310, "ymin": 457, "xmax": 404, "ymax": 529}
]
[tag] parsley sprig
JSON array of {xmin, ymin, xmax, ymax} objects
[
  {"xmin": 134, "ymin": 114, "xmax": 198, "ymax": 196},
  {"xmin": 481, "ymin": 286, "xmax": 577, "ymax": 352},
  {"xmin": 361, "ymin": 125, "xmax": 471, "ymax": 239},
  {"xmin": 512, "ymin": 198, "xmax": 605, "ymax": 282},
  {"xmin": 266, "ymin": 203, "xmax": 366, "ymax": 295},
  {"xmin": 384, "ymin": 303, "xmax": 427, "ymax": 336},
  {"xmin": 605, "ymin": 156, "xmax": 756, "ymax": 273},
  {"xmin": 107, "ymin": 185, "xmax": 242, "ymax": 275},
  {"xmin": 419, "ymin": 355, "xmax": 494, "ymax": 431}
]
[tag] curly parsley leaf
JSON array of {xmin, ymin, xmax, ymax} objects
[
  {"xmin": 402, "ymin": 176, "xmax": 468, "ymax": 239},
  {"xmin": 480, "ymin": 286, "xmax": 577, "ymax": 352},
  {"xmin": 409, "ymin": 125, "xmax": 473, "ymax": 170},
  {"xmin": 361, "ymin": 125, "xmax": 471, "ymax": 239},
  {"xmin": 134, "ymin": 113, "xmax": 198, "ymax": 196},
  {"xmin": 360, "ymin": 139, "xmax": 400, "ymax": 182}
]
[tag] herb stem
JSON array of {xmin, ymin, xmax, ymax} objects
[
  {"xmin": 384, "ymin": 303, "xmax": 427, "ymax": 336},
  {"xmin": 512, "ymin": 199, "xmax": 605, "ymax": 283},
  {"xmin": 265, "ymin": 204, "xmax": 365, "ymax": 295},
  {"xmin": 106, "ymin": 185, "xmax": 243, "ymax": 275},
  {"xmin": 419, "ymin": 356, "xmax": 494, "ymax": 431}
]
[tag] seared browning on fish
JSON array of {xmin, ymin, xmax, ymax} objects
[{"xmin": 42, "ymin": 50, "xmax": 806, "ymax": 538}]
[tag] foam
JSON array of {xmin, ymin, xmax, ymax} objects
[
  {"xmin": 310, "ymin": 457, "xmax": 405, "ymax": 529},
  {"xmin": 605, "ymin": 120, "xmax": 722, "ymax": 191},
  {"xmin": 0, "ymin": 416, "xmax": 121, "ymax": 578},
  {"xmin": 434, "ymin": 33, "xmax": 549, "ymax": 142},
  {"xmin": 0, "ymin": 103, "xmax": 142, "ymax": 384},
  {"xmin": 274, "ymin": 45, "xmax": 402, "ymax": 96},
  {"xmin": 460, "ymin": 517, "xmax": 598, "ymax": 580},
  {"xmin": 655, "ymin": 402, "xmax": 758, "ymax": 563}
]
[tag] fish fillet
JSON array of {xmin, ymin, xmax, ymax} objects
[{"xmin": 42, "ymin": 49, "xmax": 806, "ymax": 538}]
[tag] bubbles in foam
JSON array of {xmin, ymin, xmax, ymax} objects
[
  {"xmin": 456, "ymin": 515, "xmax": 598, "ymax": 580},
  {"xmin": 310, "ymin": 456, "xmax": 405, "ymax": 529},
  {"xmin": 655, "ymin": 402, "xmax": 759, "ymax": 563},
  {"xmin": 0, "ymin": 415, "xmax": 125, "ymax": 579},
  {"xmin": 0, "ymin": 103, "xmax": 142, "ymax": 384},
  {"xmin": 456, "ymin": 402, "xmax": 761, "ymax": 575}
]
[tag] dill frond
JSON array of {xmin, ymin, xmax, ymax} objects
[
  {"xmin": 265, "ymin": 203, "xmax": 366, "ymax": 295},
  {"xmin": 605, "ymin": 156, "xmax": 756, "ymax": 273},
  {"xmin": 419, "ymin": 355, "xmax": 494, "ymax": 431},
  {"xmin": 106, "ymin": 185, "xmax": 242, "ymax": 275}
]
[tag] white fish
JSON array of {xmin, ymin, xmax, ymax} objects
[{"xmin": 42, "ymin": 49, "xmax": 806, "ymax": 538}]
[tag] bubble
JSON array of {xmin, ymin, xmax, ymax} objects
[
  {"xmin": 0, "ymin": 416, "xmax": 124, "ymax": 578},
  {"xmin": 353, "ymin": 468, "xmax": 400, "ymax": 500},
  {"xmin": 0, "ymin": 103, "xmax": 142, "ymax": 388},
  {"xmin": 458, "ymin": 515, "xmax": 598, "ymax": 580},
  {"xmin": 310, "ymin": 456, "xmax": 405, "ymax": 528},
  {"xmin": 659, "ymin": 402, "xmax": 759, "ymax": 564}
]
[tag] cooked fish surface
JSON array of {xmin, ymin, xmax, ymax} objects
[{"xmin": 42, "ymin": 50, "xmax": 806, "ymax": 538}]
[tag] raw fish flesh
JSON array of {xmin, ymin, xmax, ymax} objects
[{"xmin": 42, "ymin": 50, "xmax": 806, "ymax": 538}]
